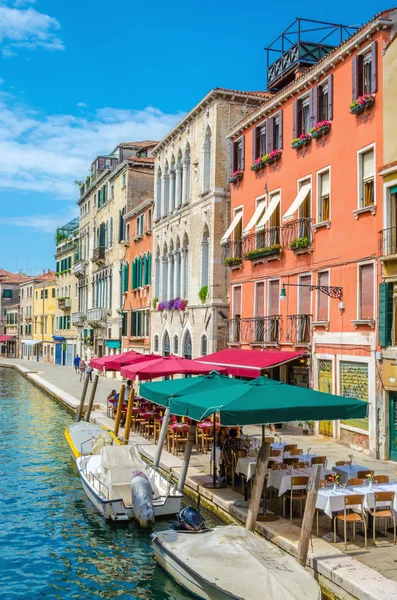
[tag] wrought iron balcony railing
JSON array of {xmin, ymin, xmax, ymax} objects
[
  {"xmin": 286, "ymin": 314, "xmax": 311, "ymax": 346},
  {"xmin": 379, "ymin": 227, "xmax": 397, "ymax": 257},
  {"xmin": 92, "ymin": 246, "xmax": 105, "ymax": 263},
  {"xmin": 243, "ymin": 227, "xmax": 282, "ymax": 258},
  {"xmin": 283, "ymin": 218, "xmax": 313, "ymax": 250},
  {"xmin": 222, "ymin": 239, "xmax": 243, "ymax": 261},
  {"xmin": 225, "ymin": 316, "xmax": 281, "ymax": 345}
]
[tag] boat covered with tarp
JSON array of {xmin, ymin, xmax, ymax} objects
[{"xmin": 64, "ymin": 421, "xmax": 119, "ymax": 460}]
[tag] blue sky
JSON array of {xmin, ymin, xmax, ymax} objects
[{"xmin": 0, "ymin": 0, "xmax": 391, "ymax": 274}]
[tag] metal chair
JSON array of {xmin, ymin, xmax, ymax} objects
[
  {"xmin": 349, "ymin": 478, "xmax": 365, "ymax": 486},
  {"xmin": 375, "ymin": 475, "xmax": 390, "ymax": 484},
  {"xmin": 290, "ymin": 448, "xmax": 303, "ymax": 456},
  {"xmin": 283, "ymin": 444, "xmax": 298, "ymax": 453},
  {"xmin": 311, "ymin": 456, "xmax": 326, "ymax": 465},
  {"xmin": 335, "ymin": 460, "xmax": 350, "ymax": 466},
  {"xmin": 283, "ymin": 476, "xmax": 309, "ymax": 523},
  {"xmin": 231, "ymin": 449, "xmax": 248, "ymax": 491},
  {"xmin": 357, "ymin": 470, "xmax": 371, "ymax": 479},
  {"xmin": 367, "ymin": 491, "xmax": 396, "ymax": 545},
  {"xmin": 334, "ymin": 494, "xmax": 367, "ymax": 550}
]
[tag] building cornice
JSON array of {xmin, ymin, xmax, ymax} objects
[{"xmin": 124, "ymin": 199, "xmax": 153, "ymax": 221}]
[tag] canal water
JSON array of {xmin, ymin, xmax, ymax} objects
[{"xmin": 0, "ymin": 368, "xmax": 197, "ymax": 600}]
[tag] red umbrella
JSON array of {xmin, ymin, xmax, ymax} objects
[
  {"xmin": 120, "ymin": 355, "xmax": 227, "ymax": 380},
  {"xmin": 90, "ymin": 351, "xmax": 156, "ymax": 372}
]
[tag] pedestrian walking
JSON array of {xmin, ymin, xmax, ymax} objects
[
  {"xmin": 79, "ymin": 358, "xmax": 86, "ymax": 382},
  {"xmin": 86, "ymin": 364, "xmax": 93, "ymax": 383},
  {"xmin": 74, "ymin": 354, "xmax": 80, "ymax": 374}
]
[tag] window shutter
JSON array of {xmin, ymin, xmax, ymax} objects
[
  {"xmin": 252, "ymin": 127, "xmax": 257, "ymax": 162},
  {"xmin": 266, "ymin": 118, "xmax": 274, "ymax": 154},
  {"xmin": 147, "ymin": 252, "xmax": 152, "ymax": 283},
  {"xmin": 131, "ymin": 312, "xmax": 137, "ymax": 336},
  {"xmin": 371, "ymin": 40, "xmax": 378, "ymax": 93},
  {"xmin": 143, "ymin": 255, "xmax": 147, "ymax": 286},
  {"xmin": 278, "ymin": 110, "xmax": 283, "ymax": 149},
  {"xmin": 327, "ymin": 74, "xmax": 333, "ymax": 120},
  {"xmin": 241, "ymin": 136, "xmax": 245, "ymax": 170},
  {"xmin": 293, "ymin": 100, "xmax": 298, "ymax": 139},
  {"xmin": 379, "ymin": 282, "xmax": 393, "ymax": 347},
  {"xmin": 310, "ymin": 86, "xmax": 318, "ymax": 128},
  {"xmin": 352, "ymin": 56, "xmax": 358, "ymax": 100},
  {"xmin": 230, "ymin": 141, "xmax": 235, "ymax": 175}
]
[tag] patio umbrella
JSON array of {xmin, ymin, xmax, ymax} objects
[
  {"xmin": 90, "ymin": 351, "xmax": 155, "ymax": 371},
  {"xmin": 120, "ymin": 355, "xmax": 228, "ymax": 381}
]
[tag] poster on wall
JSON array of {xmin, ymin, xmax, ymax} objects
[{"xmin": 340, "ymin": 361, "xmax": 369, "ymax": 431}]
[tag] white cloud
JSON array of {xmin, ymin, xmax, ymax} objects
[
  {"xmin": 0, "ymin": 4, "xmax": 64, "ymax": 56},
  {"xmin": 13, "ymin": 0, "xmax": 36, "ymax": 7},
  {"xmin": 2, "ymin": 209, "xmax": 77, "ymax": 234},
  {"xmin": 77, "ymin": 102, "xmax": 88, "ymax": 108}
]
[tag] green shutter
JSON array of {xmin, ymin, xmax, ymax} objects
[
  {"xmin": 132, "ymin": 312, "xmax": 137, "ymax": 336},
  {"xmin": 139, "ymin": 256, "xmax": 143, "ymax": 287},
  {"xmin": 147, "ymin": 252, "xmax": 152, "ymax": 284},
  {"xmin": 104, "ymin": 184, "xmax": 107, "ymax": 203},
  {"xmin": 122, "ymin": 312, "xmax": 127, "ymax": 336},
  {"xmin": 56, "ymin": 261, "xmax": 60, "ymax": 273},
  {"xmin": 143, "ymin": 255, "xmax": 147, "ymax": 286},
  {"xmin": 379, "ymin": 282, "xmax": 393, "ymax": 347},
  {"xmin": 123, "ymin": 264, "xmax": 129, "ymax": 292}
]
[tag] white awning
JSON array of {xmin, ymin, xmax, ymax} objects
[
  {"xmin": 242, "ymin": 199, "xmax": 266, "ymax": 235},
  {"xmin": 221, "ymin": 210, "xmax": 242, "ymax": 244},
  {"xmin": 22, "ymin": 340, "xmax": 42, "ymax": 346},
  {"xmin": 257, "ymin": 193, "xmax": 281, "ymax": 229},
  {"xmin": 282, "ymin": 183, "xmax": 311, "ymax": 222},
  {"xmin": 363, "ymin": 150, "xmax": 374, "ymax": 180}
]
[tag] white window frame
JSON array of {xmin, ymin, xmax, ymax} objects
[
  {"xmin": 356, "ymin": 143, "xmax": 376, "ymax": 210},
  {"xmin": 136, "ymin": 214, "xmax": 144, "ymax": 236},
  {"xmin": 299, "ymin": 93, "xmax": 311, "ymax": 135},
  {"xmin": 110, "ymin": 183, "xmax": 114, "ymax": 199},
  {"xmin": 356, "ymin": 260, "xmax": 376, "ymax": 321},
  {"xmin": 315, "ymin": 270, "xmax": 330, "ymax": 322},
  {"xmin": 298, "ymin": 272, "xmax": 312, "ymax": 314},
  {"xmin": 297, "ymin": 174, "xmax": 312, "ymax": 220},
  {"xmin": 316, "ymin": 166, "xmax": 331, "ymax": 225}
]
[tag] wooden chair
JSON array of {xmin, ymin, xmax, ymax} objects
[
  {"xmin": 367, "ymin": 491, "xmax": 396, "ymax": 545},
  {"xmin": 349, "ymin": 478, "xmax": 365, "ymax": 486},
  {"xmin": 295, "ymin": 461, "xmax": 309, "ymax": 469},
  {"xmin": 173, "ymin": 427, "xmax": 189, "ymax": 456},
  {"xmin": 283, "ymin": 476, "xmax": 309, "ymax": 523},
  {"xmin": 283, "ymin": 444, "xmax": 298, "ymax": 453},
  {"xmin": 270, "ymin": 449, "xmax": 282, "ymax": 457},
  {"xmin": 231, "ymin": 449, "xmax": 248, "ymax": 491},
  {"xmin": 375, "ymin": 475, "xmax": 389, "ymax": 484},
  {"xmin": 357, "ymin": 470, "xmax": 371, "ymax": 479},
  {"xmin": 290, "ymin": 448, "xmax": 303, "ymax": 456},
  {"xmin": 311, "ymin": 456, "xmax": 326, "ymax": 465},
  {"xmin": 335, "ymin": 460, "xmax": 349, "ymax": 466},
  {"xmin": 283, "ymin": 457, "xmax": 301, "ymax": 467},
  {"xmin": 264, "ymin": 437, "xmax": 275, "ymax": 444},
  {"xmin": 334, "ymin": 494, "xmax": 367, "ymax": 550},
  {"xmin": 272, "ymin": 462, "xmax": 288, "ymax": 470}
]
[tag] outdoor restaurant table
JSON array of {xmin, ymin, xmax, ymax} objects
[
  {"xmin": 236, "ymin": 454, "xmax": 320, "ymax": 482},
  {"xmin": 316, "ymin": 482, "xmax": 397, "ymax": 519},
  {"xmin": 332, "ymin": 463, "xmax": 369, "ymax": 485},
  {"xmin": 268, "ymin": 466, "xmax": 333, "ymax": 497}
]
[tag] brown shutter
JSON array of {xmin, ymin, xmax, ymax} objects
[
  {"xmin": 293, "ymin": 100, "xmax": 298, "ymax": 139},
  {"xmin": 327, "ymin": 74, "xmax": 333, "ymax": 120},
  {"xmin": 241, "ymin": 136, "xmax": 245, "ymax": 170},
  {"xmin": 278, "ymin": 110, "xmax": 283, "ymax": 149},
  {"xmin": 352, "ymin": 56, "xmax": 358, "ymax": 100},
  {"xmin": 266, "ymin": 118, "xmax": 274, "ymax": 154},
  {"xmin": 371, "ymin": 40, "xmax": 378, "ymax": 93},
  {"xmin": 310, "ymin": 86, "xmax": 318, "ymax": 128},
  {"xmin": 230, "ymin": 140, "xmax": 235, "ymax": 174},
  {"xmin": 252, "ymin": 127, "xmax": 257, "ymax": 162}
]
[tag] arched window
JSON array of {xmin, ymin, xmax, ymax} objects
[
  {"xmin": 162, "ymin": 243, "xmax": 168, "ymax": 301},
  {"xmin": 170, "ymin": 155, "xmax": 176, "ymax": 212},
  {"xmin": 183, "ymin": 143, "xmax": 191, "ymax": 205},
  {"xmin": 156, "ymin": 168, "xmax": 162, "ymax": 220},
  {"xmin": 163, "ymin": 161, "xmax": 170, "ymax": 216},
  {"xmin": 181, "ymin": 233, "xmax": 189, "ymax": 299},
  {"xmin": 173, "ymin": 334, "xmax": 179, "ymax": 355},
  {"xmin": 201, "ymin": 334, "xmax": 208, "ymax": 356},
  {"xmin": 154, "ymin": 334, "xmax": 159, "ymax": 353},
  {"xmin": 201, "ymin": 223, "xmax": 210, "ymax": 290},
  {"xmin": 183, "ymin": 330, "xmax": 192, "ymax": 360},
  {"xmin": 202, "ymin": 126, "xmax": 212, "ymax": 193},
  {"xmin": 176, "ymin": 151, "xmax": 183, "ymax": 208},
  {"xmin": 154, "ymin": 247, "xmax": 160, "ymax": 298},
  {"xmin": 163, "ymin": 331, "xmax": 170, "ymax": 356}
]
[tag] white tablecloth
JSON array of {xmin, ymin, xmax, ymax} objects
[
  {"xmin": 332, "ymin": 464, "xmax": 369, "ymax": 485},
  {"xmin": 316, "ymin": 483, "xmax": 397, "ymax": 519},
  {"xmin": 236, "ymin": 454, "xmax": 320, "ymax": 482},
  {"xmin": 268, "ymin": 467, "xmax": 333, "ymax": 497}
]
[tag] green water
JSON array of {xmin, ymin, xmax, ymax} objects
[{"xmin": 0, "ymin": 367, "xmax": 198, "ymax": 600}]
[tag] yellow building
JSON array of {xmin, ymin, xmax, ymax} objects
[{"xmin": 32, "ymin": 271, "xmax": 57, "ymax": 362}]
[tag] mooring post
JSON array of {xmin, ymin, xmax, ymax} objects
[
  {"xmin": 245, "ymin": 442, "xmax": 271, "ymax": 531},
  {"xmin": 76, "ymin": 373, "xmax": 90, "ymax": 422},
  {"xmin": 114, "ymin": 384, "xmax": 125, "ymax": 437},
  {"xmin": 297, "ymin": 464, "xmax": 321, "ymax": 567},
  {"xmin": 84, "ymin": 374, "xmax": 99, "ymax": 422},
  {"xmin": 123, "ymin": 388, "xmax": 135, "ymax": 444}
]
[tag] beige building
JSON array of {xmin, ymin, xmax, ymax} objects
[
  {"xmin": 54, "ymin": 218, "xmax": 80, "ymax": 365},
  {"xmin": 74, "ymin": 141, "xmax": 157, "ymax": 359},
  {"xmin": 19, "ymin": 278, "xmax": 34, "ymax": 358},
  {"xmin": 151, "ymin": 89, "xmax": 267, "ymax": 359}
]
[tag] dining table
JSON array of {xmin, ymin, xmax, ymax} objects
[
  {"xmin": 316, "ymin": 482, "xmax": 397, "ymax": 519},
  {"xmin": 235, "ymin": 453, "xmax": 320, "ymax": 483},
  {"xmin": 332, "ymin": 463, "xmax": 370, "ymax": 485},
  {"xmin": 268, "ymin": 466, "xmax": 333, "ymax": 497}
]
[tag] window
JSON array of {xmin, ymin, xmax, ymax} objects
[
  {"xmin": 110, "ymin": 184, "xmax": 114, "ymax": 199},
  {"xmin": 35, "ymin": 291, "xmax": 38, "ymax": 300},
  {"xmin": 52, "ymin": 288, "xmax": 55, "ymax": 298},
  {"xmin": 94, "ymin": 193, "xmax": 96, "ymax": 206},
  {"xmin": 268, "ymin": 280, "xmax": 279, "ymax": 316},
  {"xmin": 317, "ymin": 169, "xmax": 330, "ymax": 223},
  {"xmin": 301, "ymin": 97, "xmax": 310, "ymax": 134},
  {"xmin": 255, "ymin": 282, "xmax": 265, "ymax": 317},
  {"xmin": 358, "ymin": 263, "xmax": 374, "ymax": 320},
  {"xmin": 87, "ymin": 201, "xmax": 90, "ymax": 212},
  {"xmin": 316, "ymin": 271, "xmax": 329, "ymax": 321},
  {"xmin": 174, "ymin": 335, "xmax": 179, "ymax": 355},
  {"xmin": 358, "ymin": 147, "xmax": 375, "ymax": 208},
  {"xmin": 273, "ymin": 114, "xmax": 282, "ymax": 150},
  {"xmin": 255, "ymin": 124, "xmax": 266, "ymax": 157},
  {"xmin": 352, "ymin": 42, "xmax": 377, "ymax": 97},
  {"xmin": 2, "ymin": 289, "xmax": 12, "ymax": 299},
  {"xmin": 299, "ymin": 275, "xmax": 311, "ymax": 314},
  {"xmin": 45, "ymin": 289, "xmax": 48, "ymax": 300},
  {"xmin": 154, "ymin": 334, "xmax": 159, "ymax": 353},
  {"xmin": 136, "ymin": 214, "xmax": 144, "ymax": 236},
  {"xmin": 253, "ymin": 112, "xmax": 283, "ymax": 159},
  {"xmin": 21, "ymin": 289, "xmax": 24, "ymax": 299},
  {"xmin": 201, "ymin": 335, "xmax": 208, "ymax": 356},
  {"xmin": 183, "ymin": 331, "xmax": 192, "ymax": 360},
  {"xmin": 147, "ymin": 208, "xmax": 152, "ymax": 231},
  {"xmin": 362, "ymin": 52, "xmax": 372, "ymax": 95},
  {"xmin": 40, "ymin": 290, "xmax": 44, "ymax": 299},
  {"xmin": 319, "ymin": 83, "xmax": 329, "ymax": 121},
  {"xmin": 293, "ymin": 96, "xmax": 311, "ymax": 137},
  {"xmin": 232, "ymin": 137, "xmax": 245, "ymax": 172},
  {"xmin": 122, "ymin": 172, "xmax": 126, "ymax": 187}
]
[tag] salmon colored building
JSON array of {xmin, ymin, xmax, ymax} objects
[
  {"xmin": 224, "ymin": 12, "xmax": 397, "ymax": 457},
  {"xmin": 122, "ymin": 197, "xmax": 153, "ymax": 353}
]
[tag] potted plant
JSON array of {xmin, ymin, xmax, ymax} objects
[
  {"xmin": 350, "ymin": 93, "xmax": 375, "ymax": 115},
  {"xmin": 291, "ymin": 133, "xmax": 312, "ymax": 150},
  {"xmin": 266, "ymin": 149, "xmax": 282, "ymax": 164},
  {"xmin": 198, "ymin": 285, "xmax": 208, "ymax": 303},
  {"xmin": 290, "ymin": 237, "xmax": 310, "ymax": 250},
  {"xmin": 298, "ymin": 420, "xmax": 314, "ymax": 435},
  {"xmin": 229, "ymin": 170, "xmax": 244, "ymax": 184},
  {"xmin": 224, "ymin": 256, "xmax": 242, "ymax": 267},
  {"xmin": 152, "ymin": 297, "xmax": 159, "ymax": 310},
  {"xmin": 251, "ymin": 155, "xmax": 268, "ymax": 172},
  {"xmin": 310, "ymin": 120, "xmax": 331, "ymax": 139},
  {"xmin": 244, "ymin": 244, "xmax": 281, "ymax": 260}
]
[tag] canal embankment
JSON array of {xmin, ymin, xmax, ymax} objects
[{"xmin": 2, "ymin": 358, "xmax": 397, "ymax": 600}]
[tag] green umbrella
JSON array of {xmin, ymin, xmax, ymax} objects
[
  {"xmin": 140, "ymin": 372, "xmax": 241, "ymax": 408},
  {"xmin": 159, "ymin": 376, "xmax": 368, "ymax": 425}
]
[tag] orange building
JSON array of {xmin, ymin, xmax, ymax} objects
[
  {"xmin": 122, "ymin": 198, "xmax": 153, "ymax": 353},
  {"xmin": 224, "ymin": 12, "xmax": 397, "ymax": 457}
]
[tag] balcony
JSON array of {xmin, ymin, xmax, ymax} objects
[
  {"xmin": 243, "ymin": 227, "xmax": 282, "ymax": 261},
  {"xmin": 283, "ymin": 218, "xmax": 313, "ymax": 253},
  {"xmin": 86, "ymin": 308, "xmax": 108, "ymax": 326},
  {"xmin": 225, "ymin": 316, "xmax": 281, "ymax": 345},
  {"xmin": 73, "ymin": 258, "xmax": 87, "ymax": 278},
  {"xmin": 57, "ymin": 297, "xmax": 71, "ymax": 309},
  {"xmin": 72, "ymin": 312, "xmax": 86, "ymax": 326},
  {"xmin": 379, "ymin": 227, "xmax": 397, "ymax": 259},
  {"xmin": 286, "ymin": 314, "xmax": 311, "ymax": 346},
  {"xmin": 222, "ymin": 240, "xmax": 243, "ymax": 268},
  {"xmin": 92, "ymin": 246, "xmax": 105, "ymax": 263}
]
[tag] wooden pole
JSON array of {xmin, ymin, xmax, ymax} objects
[
  {"xmin": 245, "ymin": 442, "xmax": 271, "ymax": 532},
  {"xmin": 114, "ymin": 384, "xmax": 125, "ymax": 437},
  {"xmin": 177, "ymin": 421, "xmax": 197, "ymax": 492},
  {"xmin": 123, "ymin": 388, "xmax": 135, "ymax": 444},
  {"xmin": 297, "ymin": 463, "xmax": 321, "ymax": 567},
  {"xmin": 153, "ymin": 407, "xmax": 171, "ymax": 469},
  {"xmin": 84, "ymin": 374, "xmax": 99, "ymax": 422},
  {"xmin": 76, "ymin": 373, "xmax": 90, "ymax": 422}
]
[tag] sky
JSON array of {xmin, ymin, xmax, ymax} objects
[{"xmin": 0, "ymin": 0, "xmax": 391, "ymax": 275}]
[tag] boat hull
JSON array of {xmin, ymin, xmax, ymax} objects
[{"xmin": 65, "ymin": 422, "xmax": 119, "ymax": 460}]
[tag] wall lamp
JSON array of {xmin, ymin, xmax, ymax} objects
[{"xmin": 280, "ymin": 283, "xmax": 343, "ymax": 301}]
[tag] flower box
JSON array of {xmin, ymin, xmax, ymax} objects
[
  {"xmin": 310, "ymin": 121, "xmax": 331, "ymax": 139},
  {"xmin": 229, "ymin": 170, "xmax": 244, "ymax": 183},
  {"xmin": 266, "ymin": 149, "xmax": 282, "ymax": 164},
  {"xmin": 224, "ymin": 257, "xmax": 242, "ymax": 267},
  {"xmin": 244, "ymin": 245, "xmax": 281, "ymax": 260},
  {"xmin": 291, "ymin": 135, "xmax": 312, "ymax": 150},
  {"xmin": 350, "ymin": 94, "xmax": 375, "ymax": 115},
  {"xmin": 250, "ymin": 159, "xmax": 267, "ymax": 172},
  {"xmin": 158, "ymin": 298, "xmax": 187, "ymax": 312},
  {"xmin": 250, "ymin": 150, "xmax": 282, "ymax": 171},
  {"xmin": 290, "ymin": 237, "xmax": 310, "ymax": 250}
]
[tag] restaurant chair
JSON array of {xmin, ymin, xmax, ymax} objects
[
  {"xmin": 272, "ymin": 462, "xmax": 288, "ymax": 470},
  {"xmin": 349, "ymin": 478, "xmax": 365, "ymax": 486},
  {"xmin": 357, "ymin": 470, "xmax": 371, "ymax": 479},
  {"xmin": 366, "ymin": 491, "xmax": 396, "ymax": 545},
  {"xmin": 335, "ymin": 460, "xmax": 350, "ymax": 466},
  {"xmin": 231, "ymin": 449, "xmax": 248, "ymax": 492},
  {"xmin": 311, "ymin": 456, "xmax": 326, "ymax": 465},
  {"xmin": 375, "ymin": 475, "xmax": 389, "ymax": 484},
  {"xmin": 283, "ymin": 476, "xmax": 309, "ymax": 523},
  {"xmin": 295, "ymin": 461, "xmax": 309, "ymax": 469},
  {"xmin": 334, "ymin": 494, "xmax": 367, "ymax": 550},
  {"xmin": 284, "ymin": 444, "xmax": 298, "ymax": 453},
  {"xmin": 290, "ymin": 448, "xmax": 303, "ymax": 456},
  {"xmin": 264, "ymin": 437, "xmax": 275, "ymax": 444},
  {"xmin": 270, "ymin": 449, "xmax": 282, "ymax": 457}
]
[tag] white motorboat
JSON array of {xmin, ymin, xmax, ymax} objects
[
  {"xmin": 76, "ymin": 444, "xmax": 183, "ymax": 523},
  {"xmin": 152, "ymin": 525, "xmax": 321, "ymax": 600},
  {"xmin": 64, "ymin": 421, "xmax": 120, "ymax": 460}
]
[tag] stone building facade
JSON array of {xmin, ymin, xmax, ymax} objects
[{"xmin": 151, "ymin": 89, "xmax": 268, "ymax": 360}]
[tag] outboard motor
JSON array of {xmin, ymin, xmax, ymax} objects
[
  {"xmin": 175, "ymin": 506, "xmax": 206, "ymax": 532},
  {"xmin": 130, "ymin": 470, "xmax": 155, "ymax": 528}
]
